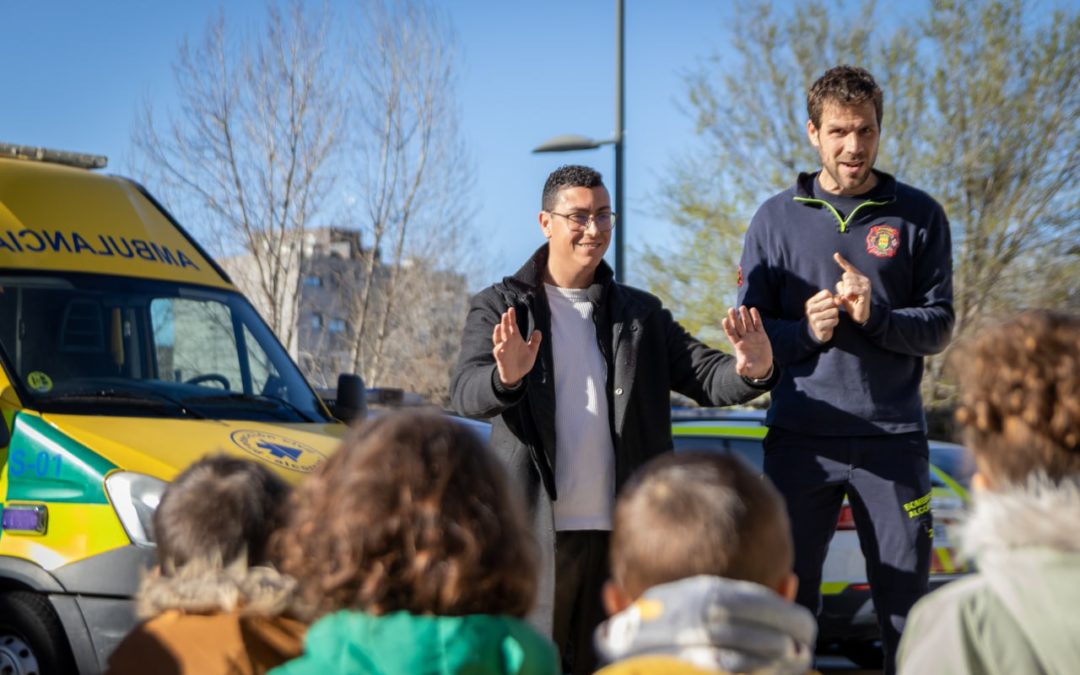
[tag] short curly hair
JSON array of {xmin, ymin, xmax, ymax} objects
[
  {"xmin": 274, "ymin": 410, "xmax": 538, "ymax": 620},
  {"xmin": 541, "ymin": 164, "xmax": 604, "ymax": 211},
  {"xmin": 807, "ymin": 65, "xmax": 884, "ymax": 128},
  {"xmin": 952, "ymin": 310, "xmax": 1080, "ymax": 485}
]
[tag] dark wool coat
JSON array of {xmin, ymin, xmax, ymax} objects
[{"xmin": 450, "ymin": 245, "xmax": 776, "ymax": 632}]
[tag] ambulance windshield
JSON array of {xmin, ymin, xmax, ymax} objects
[{"xmin": 0, "ymin": 273, "xmax": 332, "ymax": 422}]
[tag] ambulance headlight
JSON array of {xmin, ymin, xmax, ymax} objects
[{"xmin": 105, "ymin": 472, "xmax": 166, "ymax": 547}]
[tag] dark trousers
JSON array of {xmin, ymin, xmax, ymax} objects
[
  {"xmin": 553, "ymin": 530, "xmax": 610, "ymax": 675},
  {"xmin": 764, "ymin": 428, "xmax": 932, "ymax": 675}
]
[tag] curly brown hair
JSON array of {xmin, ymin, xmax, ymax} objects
[
  {"xmin": 807, "ymin": 65, "xmax": 884, "ymax": 128},
  {"xmin": 274, "ymin": 410, "xmax": 538, "ymax": 620},
  {"xmin": 952, "ymin": 310, "xmax": 1080, "ymax": 485}
]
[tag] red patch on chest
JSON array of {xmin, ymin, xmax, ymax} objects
[{"xmin": 866, "ymin": 224, "xmax": 900, "ymax": 258}]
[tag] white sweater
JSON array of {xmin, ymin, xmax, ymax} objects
[{"xmin": 545, "ymin": 283, "xmax": 615, "ymax": 531}]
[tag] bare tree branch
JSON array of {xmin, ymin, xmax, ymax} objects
[{"xmin": 132, "ymin": 1, "xmax": 343, "ymax": 355}]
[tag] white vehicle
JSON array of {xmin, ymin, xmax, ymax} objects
[{"xmin": 671, "ymin": 408, "xmax": 972, "ymax": 669}]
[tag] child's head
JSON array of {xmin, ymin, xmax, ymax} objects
[
  {"xmin": 953, "ymin": 310, "xmax": 1080, "ymax": 488},
  {"xmin": 276, "ymin": 410, "xmax": 538, "ymax": 620},
  {"xmin": 608, "ymin": 452, "xmax": 794, "ymax": 606},
  {"xmin": 155, "ymin": 454, "xmax": 290, "ymax": 573}
]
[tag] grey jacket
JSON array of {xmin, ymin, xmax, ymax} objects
[
  {"xmin": 450, "ymin": 245, "xmax": 776, "ymax": 632},
  {"xmin": 594, "ymin": 575, "xmax": 817, "ymax": 674},
  {"xmin": 898, "ymin": 477, "xmax": 1080, "ymax": 675}
]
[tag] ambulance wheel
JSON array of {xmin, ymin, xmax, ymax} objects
[
  {"xmin": 0, "ymin": 591, "xmax": 76, "ymax": 675},
  {"xmin": 842, "ymin": 640, "xmax": 884, "ymax": 669}
]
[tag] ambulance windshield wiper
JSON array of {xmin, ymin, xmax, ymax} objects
[
  {"xmin": 44, "ymin": 388, "xmax": 207, "ymax": 419},
  {"xmin": 182, "ymin": 392, "xmax": 315, "ymax": 423}
]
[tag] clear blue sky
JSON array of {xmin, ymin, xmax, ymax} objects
[
  {"xmin": 11, "ymin": 1, "xmax": 1073, "ymax": 289},
  {"xmin": 1, "ymin": 0, "xmax": 737, "ymax": 290},
  {"xmin": 456, "ymin": 1, "xmax": 734, "ymax": 287}
]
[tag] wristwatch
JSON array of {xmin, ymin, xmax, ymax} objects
[{"xmin": 744, "ymin": 364, "xmax": 774, "ymax": 385}]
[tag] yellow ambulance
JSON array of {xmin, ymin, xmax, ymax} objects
[{"xmin": 0, "ymin": 144, "xmax": 355, "ymax": 675}]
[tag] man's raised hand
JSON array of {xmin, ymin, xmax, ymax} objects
[
  {"xmin": 722, "ymin": 306, "xmax": 773, "ymax": 380},
  {"xmin": 492, "ymin": 307, "xmax": 542, "ymax": 387},
  {"xmin": 833, "ymin": 252, "xmax": 871, "ymax": 325}
]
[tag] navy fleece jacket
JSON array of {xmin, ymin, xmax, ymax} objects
[{"xmin": 737, "ymin": 170, "xmax": 954, "ymax": 436}]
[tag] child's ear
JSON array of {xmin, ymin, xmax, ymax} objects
[
  {"xmin": 603, "ymin": 579, "xmax": 633, "ymax": 616},
  {"xmin": 776, "ymin": 572, "xmax": 799, "ymax": 603}
]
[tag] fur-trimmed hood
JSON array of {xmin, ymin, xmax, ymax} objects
[
  {"xmin": 960, "ymin": 475, "xmax": 1080, "ymax": 561},
  {"xmin": 897, "ymin": 477, "xmax": 1080, "ymax": 675},
  {"xmin": 947, "ymin": 474, "xmax": 1080, "ymax": 672},
  {"xmin": 136, "ymin": 560, "xmax": 299, "ymax": 619}
]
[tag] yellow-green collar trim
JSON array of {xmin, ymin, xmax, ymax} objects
[{"xmin": 794, "ymin": 196, "xmax": 891, "ymax": 233}]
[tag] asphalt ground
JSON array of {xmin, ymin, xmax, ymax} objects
[{"xmin": 818, "ymin": 654, "xmax": 883, "ymax": 674}]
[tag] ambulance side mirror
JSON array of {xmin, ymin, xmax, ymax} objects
[{"xmin": 334, "ymin": 374, "xmax": 367, "ymax": 425}]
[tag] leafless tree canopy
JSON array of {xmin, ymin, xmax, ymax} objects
[
  {"xmin": 342, "ymin": 0, "xmax": 475, "ymax": 391},
  {"xmin": 133, "ymin": 0, "xmax": 476, "ymax": 403},
  {"xmin": 133, "ymin": 2, "xmax": 343, "ymax": 354}
]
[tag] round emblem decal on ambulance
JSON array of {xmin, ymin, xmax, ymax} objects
[
  {"xmin": 230, "ymin": 430, "xmax": 327, "ymax": 473},
  {"xmin": 27, "ymin": 371, "xmax": 54, "ymax": 393}
]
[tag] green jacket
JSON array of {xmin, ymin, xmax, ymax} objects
[
  {"xmin": 898, "ymin": 479, "xmax": 1080, "ymax": 674},
  {"xmin": 269, "ymin": 610, "xmax": 559, "ymax": 675}
]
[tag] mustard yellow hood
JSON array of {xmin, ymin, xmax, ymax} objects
[{"xmin": 42, "ymin": 414, "xmax": 348, "ymax": 484}]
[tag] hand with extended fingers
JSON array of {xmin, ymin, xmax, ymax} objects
[
  {"xmin": 492, "ymin": 307, "xmax": 542, "ymax": 387},
  {"xmin": 833, "ymin": 252, "xmax": 871, "ymax": 325},
  {"xmin": 722, "ymin": 306, "xmax": 774, "ymax": 380},
  {"xmin": 806, "ymin": 253, "xmax": 873, "ymax": 343}
]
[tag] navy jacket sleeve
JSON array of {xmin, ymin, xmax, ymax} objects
[
  {"xmin": 737, "ymin": 215, "xmax": 826, "ymax": 367},
  {"xmin": 450, "ymin": 289, "xmax": 527, "ymax": 419},
  {"xmin": 857, "ymin": 205, "xmax": 954, "ymax": 356}
]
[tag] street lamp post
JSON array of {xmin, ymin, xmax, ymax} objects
[{"xmin": 533, "ymin": 0, "xmax": 625, "ymax": 283}]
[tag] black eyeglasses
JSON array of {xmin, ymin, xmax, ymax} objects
[{"xmin": 548, "ymin": 211, "xmax": 617, "ymax": 232}]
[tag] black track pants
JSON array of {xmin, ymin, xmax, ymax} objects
[{"xmin": 764, "ymin": 428, "xmax": 933, "ymax": 675}]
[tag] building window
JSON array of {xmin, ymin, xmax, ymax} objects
[
  {"xmin": 303, "ymin": 275, "xmax": 322, "ymax": 287},
  {"xmin": 328, "ymin": 318, "xmax": 347, "ymax": 333},
  {"xmin": 310, "ymin": 314, "xmax": 323, "ymax": 330}
]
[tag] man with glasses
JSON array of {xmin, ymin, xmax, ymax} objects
[{"xmin": 451, "ymin": 165, "xmax": 777, "ymax": 675}]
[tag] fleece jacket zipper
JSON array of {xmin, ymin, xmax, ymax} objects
[{"xmin": 793, "ymin": 196, "xmax": 892, "ymax": 233}]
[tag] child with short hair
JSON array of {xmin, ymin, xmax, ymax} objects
[
  {"xmin": 107, "ymin": 455, "xmax": 304, "ymax": 675},
  {"xmin": 270, "ymin": 410, "xmax": 558, "ymax": 675},
  {"xmin": 898, "ymin": 310, "xmax": 1080, "ymax": 674},
  {"xmin": 595, "ymin": 452, "xmax": 817, "ymax": 675}
]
